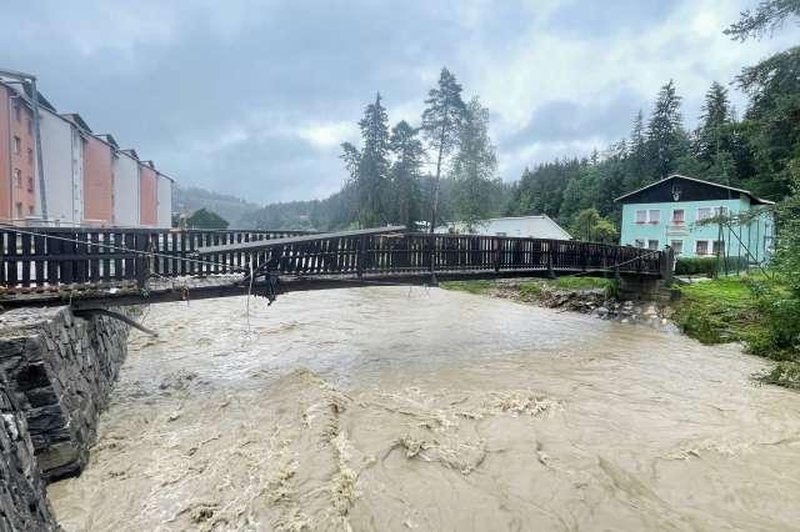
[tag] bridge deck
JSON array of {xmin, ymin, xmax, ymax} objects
[{"xmin": 0, "ymin": 226, "xmax": 667, "ymax": 308}]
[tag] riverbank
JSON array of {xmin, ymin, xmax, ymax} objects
[
  {"xmin": 442, "ymin": 277, "xmax": 674, "ymax": 326},
  {"xmin": 442, "ymin": 276, "xmax": 800, "ymax": 390}
]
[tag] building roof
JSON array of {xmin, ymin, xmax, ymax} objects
[
  {"xmin": 120, "ymin": 148, "xmax": 139, "ymax": 160},
  {"xmin": 437, "ymin": 214, "xmax": 572, "ymax": 240},
  {"xmin": 60, "ymin": 113, "xmax": 92, "ymax": 133},
  {"xmin": 614, "ymin": 174, "xmax": 775, "ymax": 206},
  {"xmin": 98, "ymin": 133, "xmax": 119, "ymax": 149}
]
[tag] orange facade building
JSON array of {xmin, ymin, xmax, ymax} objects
[
  {"xmin": 138, "ymin": 161, "xmax": 158, "ymax": 226},
  {"xmin": 0, "ymin": 84, "xmax": 37, "ymax": 222},
  {"xmin": 82, "ymin": 134, "xmax": 115, "ymax": 225}
]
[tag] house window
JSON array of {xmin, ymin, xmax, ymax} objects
[
  {"xmin": 13, "ymin": 136, "xmax": 21, "ymax": 155},
  {"xmin": 27, "ymin": 148, "xmax": 33, "ymax": 165},
  {"xmin": 648, "ymin": 209, "xmax": 661, "ymax": 224},
  {"xmin": 28, "ymin": 205, "xmax": 34, "ymax": 216},
  {"xmin": 27, "ymin": 118, "xmax": 32, "ymax": 136},
  {"xmin": 697, "ymin": 206, "xmax": 728, "ymax": 221},
  {"xmin": 634, "ymin": 239, "xmax": 645, "ymax": 248},
  {"xmin": 635, "ymin": 210, "xmax": 647, "ymax": 224},
  {"xmin": 672, "ymin": 209, "xmax": 685, "ymax": 224},
  {"xmin": 13, "ymin": 169, "xmax": 21, "ymax": 187},
  {"xmin": 15, "ymin": 202, "xmax": 22, "ymax": 219},
  {"xmin": 696, "ymin": 240, "xmax": 709, "ymax": 256},
  {"xmin": 670, "ymin": 240, "xmax": 683, "ymax": 255},
  {"xmin": 647, "ymin": 239, "xmax": 659, "ymax": 250},
  {"xmin": 26, "ymin": 176, "xmax": 33, "ymax": 193},
  {"xmin": 712, "ymin": 240, "xmax": 724, "ymax": 255},
  {"xmin": 13, "ymin": 102, "xmax": 21, "ymax": 122}
]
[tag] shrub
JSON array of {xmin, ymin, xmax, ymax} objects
[
  {"xmin": 674, "ymin": 257, "xmax": 720, "ymax": 277},
  {"xmin": 674, "ymin": 256, "xmax": 751, "ymax": 277}
]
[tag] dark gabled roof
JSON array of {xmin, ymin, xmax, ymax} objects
[
  {"xmin": 97, "ymin": 133, "xmax": 119, "ymax": 148},
  {"xmin": 21, "ymin": 82, "xmax": 57, "ymax": 112},
  {"xmin": 60, "ymin": 113, "xmax": 92, "ymax": 133},
  {"xmin": 614, "ymin": 174, "xmax": 775, "ymax": 206}
]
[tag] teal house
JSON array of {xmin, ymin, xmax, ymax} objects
[{"xmin": 616, "ymin": 174, "xmax": 775, "ymax": 264}]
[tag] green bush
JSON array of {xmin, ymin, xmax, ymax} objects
[
  {"xmin": 674, "ymin": 256, "xmax": 750, "ymax": 277},
  {"xmin": 761, "ymin": 361, "xmax": 800, "ymax": 390},
  {"xmin": 675, "ymin": 257, "xmax": 719, "ymax": 277}
]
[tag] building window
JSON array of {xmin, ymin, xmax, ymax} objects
[
  {"xmin": 28, "ymin": 205, "xmax": 34, "ymax": 216},
  {"xmin": 647, "ymin": 239, "xmax": 659, "ymax": 250},
  {"xmin": 634, "ymin": 239, "xmax": 645, "ymax": 248},
  {"xmin": 713, "ymin": 206, "xmax": 728, "ymax": 218},
  {"xmin": 696, "ymin": 240, "xmax": 709, "ymax": 256},
  {"xmin": 27, "ymin": 118, "xmax": 32, "ymax": 136},
  {"xmin": 15, "ymin": 203, "xmax": 22, "ymax": 219},
  {"xmin": 13, "ymin": 136, "xmax": 21, "ymax": 155},
  {"xmin": 712, "ymin": 240, "xmax": 724, "ymax": 255},
  {"xmin": 697, "ymin": 207, "xmax": 712, "ymax": 221},
  {"xmin": 672, "ymin": 209, "xmax": 685, "ymax": 224},
  {"xmin": 27, "ymin": 148, "xmax": 33, "ymax": 165},
  {"xmin": 670, "ymin": 240, "xmax": 683, "ymax": 255},
  {"xmin": 13, "ymin": 169, "xmax": 21, "ymax": 187},
  {"xmin": 635, "ymin": 210, "xmax": 647, "ymax": 224},
  {"xmin": 26, "ymin": 176, "xmax": 33, "ymax": 193},
  {"xmin": 648, "ymin": 209, "xmax": 661, "ymax": 224},
  {"xmin": 13, "ymin": 102, "xmax": 21, "ymax": 122}
]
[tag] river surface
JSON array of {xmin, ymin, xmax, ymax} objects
[{"xmin": 48, "ymin": 287, "xmax": 800, "ymax": 531}]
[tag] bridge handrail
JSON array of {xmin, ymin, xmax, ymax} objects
[{"xmin": 0, "ymin": 226, "xmax": 665, "ymax": 289}]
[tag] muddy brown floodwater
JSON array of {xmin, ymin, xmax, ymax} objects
[{"xmin": 48, "ymin": 287, "xmax": 800, "ymax": 531}]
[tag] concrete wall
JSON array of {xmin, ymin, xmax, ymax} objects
[
  {"xmin": 40, "ymin": 110, "xmax": 84, "ymax": 225},
  {"xmin": 139, "ymin": 163, "xmax": 157, "ymax": 227},
  {"xmin": 0, "ymin": 306, "xmax": 135, "ymax": 480},
  {"xmin": 157, "ymin": 174, "xmax": 173, "ymax": 229},
  {"xmin": 113, "ymin": 153, "xmax": 139, "ymax": 227},
  {"xmin": 83, "ymin": 135, "xmax": 114, "ymax": 227}
]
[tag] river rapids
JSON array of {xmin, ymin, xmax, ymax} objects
[{"xmin": 48, "ymin": 287, "xmax": 800, "ymax": 531}]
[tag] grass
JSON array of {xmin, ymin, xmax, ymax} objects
[
  {"xmin": 673, "ymin": 277, "xmax": 761, "ymax": 344},
  {"xmin": 439, "ymin": 280, "xmax": 494, "ymax": 295}
]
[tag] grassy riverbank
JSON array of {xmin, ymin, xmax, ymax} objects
[{"xmin": 673, "ymin": 276, "xmax": 800, "ymax": 390}]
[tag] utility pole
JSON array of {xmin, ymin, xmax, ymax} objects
[{"xmin": 0, "ymin": 68, "xmax": 48, "ymax": 222}]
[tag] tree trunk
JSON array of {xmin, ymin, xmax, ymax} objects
[{"xmin": 429, "ymin": 120, "xmax": 447, "ymax": 234}]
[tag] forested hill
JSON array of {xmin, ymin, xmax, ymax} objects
[
  {"xmin": 194, "ymin": 3, "xmax": 800, "ymax": 238},
  {"xmin": 173, "ymin": 186, "xmax": 262, "ymax": 228}
]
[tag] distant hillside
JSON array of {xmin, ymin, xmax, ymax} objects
[{"xmin": 173, "ymin": 186, "xmax": 261, "ymax": 228}]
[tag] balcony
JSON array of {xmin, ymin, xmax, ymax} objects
[{"xmin": 666, "ymin": 222, "xmax": 689, "ymax": 235}]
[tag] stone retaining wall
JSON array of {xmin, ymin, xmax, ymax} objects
[
  {"xmin": 0, "ymin": 306, "xmax": 136, "ymax": 480},
  {"xmin": 0, "ymin": 379, "xmax": 58, "ymax": 530}
]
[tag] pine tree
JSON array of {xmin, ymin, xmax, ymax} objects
[
  {"xmin": 646, "ymin": 80, "xmax": 688, "ymax": 180},
  {"xmin": 450, "ymin": 97, "xmax": 497, "ymax": 228},
  {"xmin": 389, "ymin": 121, "xmax": 424, "ymax": 229},
  {"xmin": 626, "ymin": 110, "xmax": 648, "ymax": 189},
  {"xmin": 422, "ymin": 67, "xmax": 467, "ymax": 231},
  {"xmin": 341, "ymin": 93, "xmax": 390, "ymax": 227},
  {"xmin": 694, "ymin": 81, "xmax": 738, "ymax": 183}
]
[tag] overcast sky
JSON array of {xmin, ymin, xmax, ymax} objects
[{"xmin": 2, "ymin": 0, "xmax": 797, "ymax": 204}]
